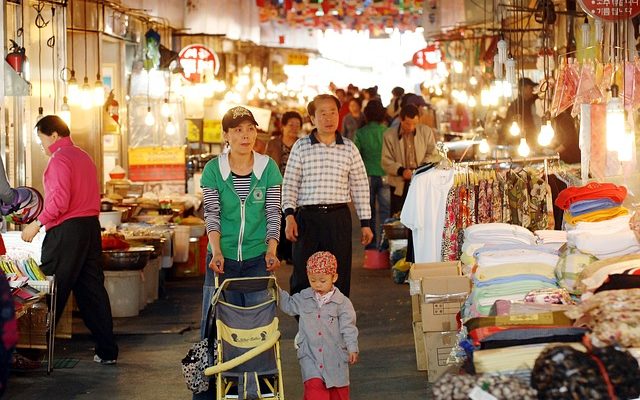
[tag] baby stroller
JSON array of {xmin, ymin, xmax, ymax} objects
[{"xmin": 204, "ymin": 276, "xmax": 285, "ymax": 399}]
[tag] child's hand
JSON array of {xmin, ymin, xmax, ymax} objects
[{"xmin": 348, "ymin": 352, "xmax": 359, "ymax": 365}]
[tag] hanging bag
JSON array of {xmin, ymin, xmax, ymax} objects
[{"xmin": 181, "ymin": 304, "xmax": 217, "ymax": 394}]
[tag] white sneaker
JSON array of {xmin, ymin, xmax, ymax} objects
[
  {"xmin": 93, "ymin": 354, "xmax": 117, "ymax": 365},
  {"xmin": 294, "ymin": 332, "xmax": 300, "ymax": 350}
]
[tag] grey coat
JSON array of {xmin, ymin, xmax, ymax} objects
[
  {"xmin": 381, "ymin": 124, "xmax": 440, "ymax": 196},
  {"xmin": 278, "ymin": 287, "xmax": 358, "ymax": 388}
]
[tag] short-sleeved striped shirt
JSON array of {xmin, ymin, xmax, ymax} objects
[{"xmin": 282, "ymin": 131, "xmax": 371, "ymax": 222}]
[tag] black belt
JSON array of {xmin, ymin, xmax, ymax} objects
[{"xmin": 298, "ymin": 203, "xmax": 348, "ymax": 213}]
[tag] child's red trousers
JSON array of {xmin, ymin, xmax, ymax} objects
[{"xmin": 304, "ymin": 378, "xmax": 349, "ymax": 400}]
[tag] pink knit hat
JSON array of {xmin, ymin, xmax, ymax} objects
[{"xmin": 306, "ymin": 251, "xmax": 337, "ymax": 275}]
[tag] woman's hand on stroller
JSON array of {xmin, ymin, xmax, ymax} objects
[
  {"xmin": 265, "ymin": 252, "xmax": 280, "ymax": 272},
  {"xmin": 210, "ymin": 252, "xmax": 225, "ymax": 274},
  {"xmin": 348, "ymin": 352, "xmax": 359, "ymax": 365}
]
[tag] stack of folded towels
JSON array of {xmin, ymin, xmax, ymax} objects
[
  {"xmin": 565, "ymin": 215, "xmax": 640, "ymax": 259},
  {"xmin": 534, "ymin": 230, "xmax": 567, "ymax": 252},
  {"xmin": 460, "ymin": 223, "xmax": 536, "ymax": 273},
  {"xmin": 552, "ymin": 182, "xmax": 639, "ymax": 295},
  {"xmin": 555, "ymin": 182, "xmax": 629, "ymax": 228},
  {"xmin": 464, "ymin": 245, "xmax": 561, "ymax": 318}
]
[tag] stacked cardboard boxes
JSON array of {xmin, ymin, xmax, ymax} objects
[{"xmin": 408, "ymin": 261, "xmax": 470, "ymax": 382}]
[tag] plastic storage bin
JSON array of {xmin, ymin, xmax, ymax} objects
[
  {"xmin": 104, "ymin": 270, "xmax": 141, "ymax": 317},
  {"xmin": 173, "ymin": 226, "xmax": 191, "ymax": 263}
]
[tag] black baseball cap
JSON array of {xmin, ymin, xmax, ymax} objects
[{"xmin": 222, "ymin": 106, "xmax": 258, "ymax": 132}]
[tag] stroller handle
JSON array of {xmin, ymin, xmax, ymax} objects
[{"xmin": 214, "ymin": 275, "xmax": 278, "ymax": 292}]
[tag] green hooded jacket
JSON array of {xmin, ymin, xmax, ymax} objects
[{"xmin": 200, "ymin": 152, "xmax": 283, "ymax": 261}]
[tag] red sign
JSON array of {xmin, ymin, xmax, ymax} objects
[
  {"xmin": 412, "ymin": 45, "xmax": 444, "ymax": 70},
  {"xmin": 129, "ymin": 164, "xmax": 185, "ymax": 181},
  {"xmin": 578, "ymin": 0, "xmax": 640, "ymax": 21},
  {"xmin": 178, "ymin": 44, "xmax": 220, "ymax": 83}
]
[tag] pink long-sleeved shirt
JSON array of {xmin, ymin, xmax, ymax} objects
[{"xmin": 37, "ymin": 136, "xmax": 100, "ymax": 230}]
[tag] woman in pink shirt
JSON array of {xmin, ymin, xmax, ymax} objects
[{"xmin": 22, "ymin": 115, "xmax": 118, "ymax": 365}]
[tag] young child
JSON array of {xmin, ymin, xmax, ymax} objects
[{"xmin": 278, "ymin": 251, "xmax": 359, "ymax": 399}]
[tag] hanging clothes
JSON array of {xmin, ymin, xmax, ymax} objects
[
  {"xmin": 477, "ymin": 178, "xmax": 492, "ymax": 224},
  {"xmin": 441, "ymin": 186, "xmax": 459, "ymax": 262},
  {"xmin": 528, "ymin": 170, "xmax": 549, "ymax": 231},
  {"xmin": 490, "ymin": 176, "xmax": 502, "ymax": 223},
  {"xmin": 401, "ymin": 168, "xmax": 455, "ymax": 263},
  {"xmin": 468, "ymin": 177, "xmax": 477, "ymax": 226}
]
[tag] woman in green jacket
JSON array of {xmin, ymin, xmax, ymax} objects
[{"xmin": 199, "ymin": 106, "xmax": 283, "ymax": 337}]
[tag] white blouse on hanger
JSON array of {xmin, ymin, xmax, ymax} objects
[{"xmin": 400, "ymin": 168, "xmax": 455, "ymax": 263}]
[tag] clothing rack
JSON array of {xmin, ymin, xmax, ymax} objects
[
  {"xmin": 453, "ymin": 154, "xmax": 560, "ymax": 167},
  {"xmin": 452, "ymin": 154, "xmax": 560, "ymax": 186}
]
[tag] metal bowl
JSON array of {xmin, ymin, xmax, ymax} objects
[
  {"xmin": 125, "ymin": 237, "xmax": 165, "ymax": 259},
  {"xmin": 101, "ymin": 246, "xmax": 154, "ymax": 271}
]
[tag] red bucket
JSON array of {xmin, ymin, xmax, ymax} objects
[{"xmin": 363, "ymin": 249, "xmax": 390, "ymax": 270}]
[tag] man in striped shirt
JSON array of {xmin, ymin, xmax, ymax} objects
[{"xmin": 283, "ymin": 94, "xmax": 373, "ymax": 297}]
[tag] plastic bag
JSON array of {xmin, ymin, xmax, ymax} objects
[{"xmin": 571, "ymin": 62, "xmax": 602, "ymax": 117}]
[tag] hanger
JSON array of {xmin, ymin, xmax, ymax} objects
[{"xmin": 437, "ymin": 155, "xmax": 453, "ymax": 170}]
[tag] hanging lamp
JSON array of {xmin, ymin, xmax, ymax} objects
[
  {"xmin": 497, "ymin": 34, "xmax": 508, "ymax": 64},
  {"xmin": 93, "ymin": 23, "xmax": 104, "ymax": 107},
  {"xmin": 581, "ymin": 17, "xmax": 590, "ymax": 48},
  {"xmin": 67, "ymin": 0, "xmax": 80, "ymax": 105},
  {"xmin": 517, "ymin": 138, "xmax": 530, "ymax": 157},
  {"xmin": 145, "ymin": 105, "xmax": 155, "ymax": 126},
  {"xmin": 537, "ymin": 118, "xmax": 555, "ymax": 146},
  {"xmin": 606, "ymin": 84, "xmax": 625, "ymax": 152},
  {"xmin": 80, "ymin": 0, "xmax": 92, "ymax": 110},
  {"xmin": 505, "ymin": 55, "xmax": 516, "ymax": 87},
  {"xmin": 493, "ymin": 53, "xmax": 503, "ymax": 79},
  {"xmin": 161, "ymin": 98, "xmax": 171, "ymax": 117},
  {"xmin": 59, "ymin": 96, "xmax": 71, "ymax": 127},
  {"xmin": 509, "ymin": 119, "xmax": 521, "ymax": 136},
  {"xmin": 165, "ymin": 116, "xmax": 176, "ymax": 135},
  {"xmin": 478, "ymin": 138, "xmax": 490, "ymax": 154},
  {"xmin": 595, "ymin": 18, "xmax": 604, "ymax": 44}
]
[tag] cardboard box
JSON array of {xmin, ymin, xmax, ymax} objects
[
  {"xmin": 424, "ymin": 330, "xmax": 458, "ymax": 383},
  {"xmin": 411, "ymin": 294, "xmax": 421, "ymax": 323},
  {"xmin": 420, "ymin": 275, "xmax": 470, "ymax": 331},
  {"xmin": 408, "ymin": 262, "xmax": 461, "ymax": 295},
  {"xmin": 412, "ymin": 321, "xmax": 427, "ymax": 371},
  {"xmin": 408, "ymin": 262, "xmax": 470, "ymax": 332}
]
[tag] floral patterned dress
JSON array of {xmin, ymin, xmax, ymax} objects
[
  {"xmin": 491, "ymin": 177, "xmax": 502, "ymax": 223},
  {"xmin": 456, "ymin": 184, "xmax": 469, "ymax": 259},
  {"xmin": 468, "ymin": 181, "xmax": 477, "ymax": 226},
  {"xmin": 507, "ymin": 170, "xmax": 531, "ymax": 229},
  {"xmin": 477, "ymin": 179, "xmax": 492, "ymax": 224},
  {"xmin": 528, "ymin": 172, "xmax": 549, "ymax": 231},
  {"xmin": 441, "ymin": 186, "xmax": 459, "ymax": 261},
  {"xmin": 500, "ymin": 173, "xmax": 511, "ymax": 224}
]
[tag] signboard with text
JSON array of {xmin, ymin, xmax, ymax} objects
[
  {"xmin": 178, "ymin": 44, "xmax": 220, "ymax": 83},
  {"xmin": 286, "ymin": 53, "xmax": 309, "ymax": 65},
  {"xmin": 412, "ymin": 45, "xmax": 444, "ymax": 70},
  {"xmin": 128, "ymin": 147, "xmax": 186, "ymax": 181},
  {"xmin": 578, "ymin": 0, "xmax": 640, "ymax": 20}
]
